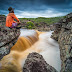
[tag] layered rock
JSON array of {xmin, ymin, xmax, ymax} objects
[
  {"xmin": 51, "ymin": 13, "xmax": 72, "ymax": 72},
  {"xmin": 23, "ymin": 52, "xmax": 57, "ymax": 72},
  {"xmin": 0, "ymin": 27, "xmax": 20, "ymax": 60}
]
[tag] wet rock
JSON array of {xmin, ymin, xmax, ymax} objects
[
  {"xmin": 51, "ymin": 13, "xmax": 72, "ymax": 72},
  {"xmin": 23, "ymin": 52, "xmax": 57, "ymax": 72},
  {"xmin": 0, "ymin": 27, "xmax": 20, "ymax": 60}
]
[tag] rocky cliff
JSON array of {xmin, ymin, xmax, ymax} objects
[
  {"xmin": 0, "ymin": 27, "xmax": 20, "ymax": 60},
  {"xmin": 51, "ymin": 13, "xmax": 72, "ymax": 72}
]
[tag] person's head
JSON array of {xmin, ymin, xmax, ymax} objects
[{"xmin": 8, "ymin": 7, "xmax": 14, "ymax": 13}]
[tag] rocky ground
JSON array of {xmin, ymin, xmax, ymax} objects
[{"xmin": 51, "ymin": 13, "xmax": 72, "ymax": 72}]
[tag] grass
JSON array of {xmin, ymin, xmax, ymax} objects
[{"xmin": 19, "ymin": 16, "xmax": 63, "ymax": 25}]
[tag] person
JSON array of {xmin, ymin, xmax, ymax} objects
[{"xmin": 6, "ymin": 7, "xmax": 20, "ymax": 28}]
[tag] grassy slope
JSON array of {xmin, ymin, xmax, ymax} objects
[{"xmin": 19, "ymin": 16, "xmax": 63, "ymax": 25}]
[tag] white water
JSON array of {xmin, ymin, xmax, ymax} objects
[
  {"xmin": 20, "ymin": 29, "xmax": 61, "ymax": 72},
  {"xmin": 39, "ymin": 31, "xmax": 61, "ymax": 72},
  {"xmin": 20, "ymin": 29, "xmax": 37, "ymax": 37}
]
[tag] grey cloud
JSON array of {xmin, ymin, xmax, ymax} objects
[{"xmin": 0, "ymin": 0, "xmax": 72, "ymax": 17}]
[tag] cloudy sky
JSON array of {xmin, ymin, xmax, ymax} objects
[{"xmin": 0, "ymin": 0, "xmax": 72, "ymax": 18}]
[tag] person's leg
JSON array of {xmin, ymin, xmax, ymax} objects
[
  {"xmin": 17, "ymin": 22, "xmax": 21, "ymax": 24},
  {"xmin": 16, "ymin": 22, "xmax": 21, "ymax": 29},
  {"xmin": 10, "ymin": 22, "xmax": 17, "ymax": 28}
]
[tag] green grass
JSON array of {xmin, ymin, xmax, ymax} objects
[{"xmin": 19, "ymin": 16, "xmax": 63, "ymax": 25}]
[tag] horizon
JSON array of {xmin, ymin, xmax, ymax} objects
[
  {"xmin": 0, "ymin": 14, "xmax": 65, "ymax": 18},
  {"xmin": 0, "ymin": 0, "xmax": 72, "ymax": 18}
]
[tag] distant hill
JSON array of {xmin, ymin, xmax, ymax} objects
[{"xmin": 19, "ymin": 16, "xmax": 64, "ymax": 25}]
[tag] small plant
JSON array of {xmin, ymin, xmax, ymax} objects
[
  {"xmin": 26, "ymin": 21, "xmax": 35, "ymax": 29},
  {"xmin": 63, "ymin": 16, "xmax": 66, "ymax": 18}
]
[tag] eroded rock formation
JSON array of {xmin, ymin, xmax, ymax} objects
[{"xmin": 51, "ymin": 13, "xmax": 72, "ymax": 72}]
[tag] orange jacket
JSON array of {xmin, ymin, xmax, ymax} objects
[{"xmin": 6, "ymin": 13, "xmax": 19, "ymax": 27}]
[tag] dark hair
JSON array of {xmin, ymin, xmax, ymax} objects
[
  {"xmin": 8, "ymin": 7, "xmax": 14, "ymax": 13},
  {"xmin": 8, "ymin": 7, "xmax": 13, "ymax": 11}
]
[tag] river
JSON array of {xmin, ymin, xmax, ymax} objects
[{"xmin": 0, "ymin": 29, "xmax": 61, "ymax": 72}]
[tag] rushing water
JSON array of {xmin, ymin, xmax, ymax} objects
[{"xmin": 0, "ymin": 29, "xmax": 61, "ymax": 72}]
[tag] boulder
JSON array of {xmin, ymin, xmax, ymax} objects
[{"xmin": 23, "ymin": 52, "xmax": 57, "ymax": 72}]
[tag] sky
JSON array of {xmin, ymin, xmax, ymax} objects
[{"xmin": 0, "ymin": 0, "xmax": 72, "ymax": 18}]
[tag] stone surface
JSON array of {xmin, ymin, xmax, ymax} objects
[
  {"xmin": 51, "ymin": 13, "xmax": 72, "ymax": 72},
  {"xmin": 0, "ymin": 27, "xmax": 20, "ymax": 60},
  {"xmin": 23, "ymin": 52, "xmax": 57, "ymax": 72}
]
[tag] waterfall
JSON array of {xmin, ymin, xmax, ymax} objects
[{"xmin": 0, "ymin": 29, "xmax": 61, "ymax": 72}]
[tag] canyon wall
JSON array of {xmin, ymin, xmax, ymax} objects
[{"xmin": 51, "ymin": 13, "xmax": 72, "ymax": 72}]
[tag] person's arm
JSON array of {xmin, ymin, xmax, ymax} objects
[
  {"xmin": 13, "ymin": 13, "xmax": 20, "ymax": 22},
  {"xmin": 13, "ymin": 20, "xmax": 16, "ymax": 23}
]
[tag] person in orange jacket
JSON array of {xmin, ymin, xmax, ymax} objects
[{"xmin": 6, "ymin": 7, "xmax": 20, "ymax": 28}]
